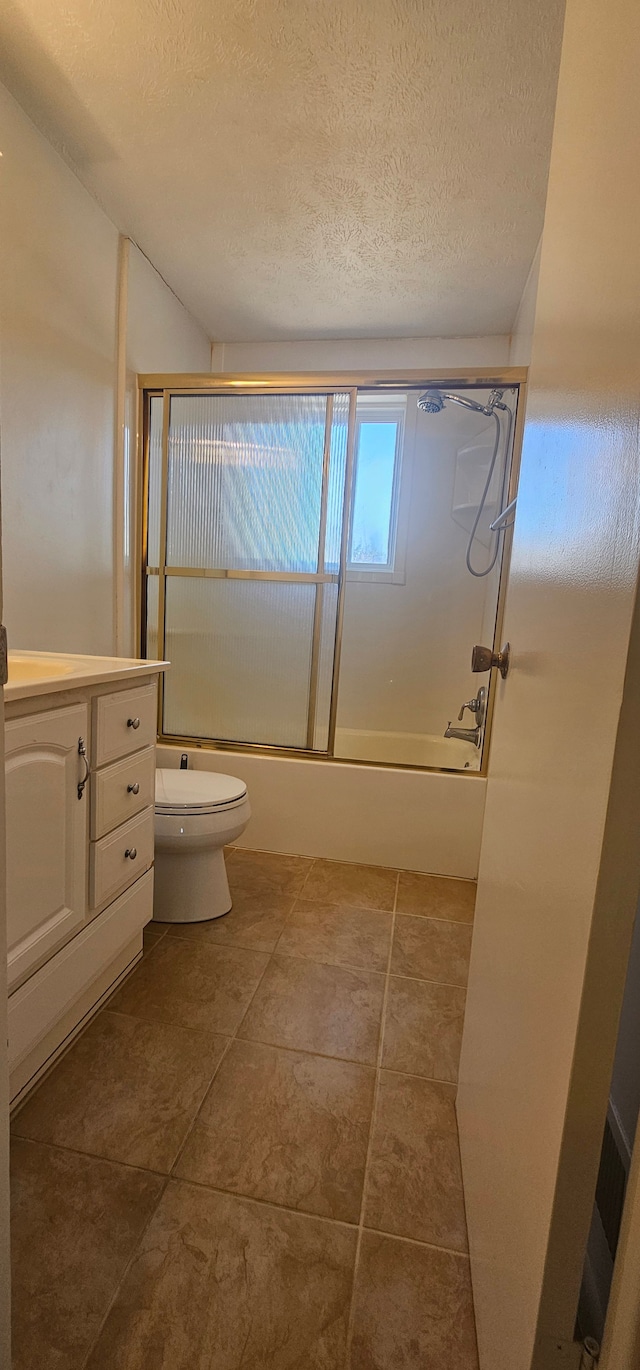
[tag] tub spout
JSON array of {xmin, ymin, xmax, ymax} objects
[{"xmin": 444, "ymin": 723, "xmax": 482, "ymax": 747}]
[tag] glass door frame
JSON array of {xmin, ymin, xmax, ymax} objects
[{"xmin": 137, "ymin": 367, "xmax": 527, "ymax": 776}]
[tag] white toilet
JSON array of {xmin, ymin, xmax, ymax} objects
[{"xmin": 153, "ymin": 768, "xmax": 251, "ymax": 923}]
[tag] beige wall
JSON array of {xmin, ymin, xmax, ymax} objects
[
  {"xmin": 0, "ymin": 82, "xmax": 119, "ymax": 655},
  {"xmin": 509, "ymin": 240, "xmax": 542, "ymax": 366},
  {"xmin": 211, "ymin": 335, "xmax": 510, "ymax": 373},
  {"xmin": 127, "ymin": 243, "xmax": 211, "ymax": 380},
  {"xmin": 0, "ymin": 82, "xmax": 210, "ymax": 659},
  {"xmin": 120, "ymin": 242, "xmax": 211, "ymax": 652}
]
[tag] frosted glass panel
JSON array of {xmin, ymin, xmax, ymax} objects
[
  {"xmin": 313, "ymin": 583, "xmax": 339, "ymax": 749},
  {"xmin": 145, "ymin": 574, "xmax": 159, "ymax": 659},
  {"xmin": 325, "ymin": 394, "xmax": 349, "ymax": 573},
  {"xmin": 147, "ymin": 396, "xmax": 163, "ymax": 567},
  {"xmin": 166, "ymin": 393, "xmax": 348, "ymax": 571},
  {"xmin": 163, "ymin": 578, "xmax": 317, "ymax": 747}
]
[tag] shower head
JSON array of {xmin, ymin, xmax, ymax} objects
[
  {"xmin": 417, "ymin": 389, "xmax": 446, "ymax": 414},
  {"xmin": 417, "ymin": 388, "xmax": 506, "ymax": 417}
]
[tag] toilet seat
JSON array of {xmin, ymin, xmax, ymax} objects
[{"xmin": 155, "ymin": 768, "xmax": 247, "ymax": 817}]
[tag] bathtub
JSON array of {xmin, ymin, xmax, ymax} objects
[
  {"xmin": 333, "ymin": 727, "xmax": 480, "ymax": 771},
  {"xmin": 156, "ymin": 742, "xmax": 487, "ymax": 879}
]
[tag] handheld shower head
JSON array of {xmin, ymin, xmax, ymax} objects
[
  {"xmin": 417, "ymin": 389, "xmax": 446, "ymax": 414},
  {"xmin": 416, "ymin": 385, "xmax": 514, "ymax": 579},
  {"xmin": 416, "ymin": 389, "xmax": 446, "ymax": 413},
  {"xmin": 417, "ymin": 388, "xmax": 499, "ymax": 416}
]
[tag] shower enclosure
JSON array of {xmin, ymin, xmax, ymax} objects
[{"xmin": 140, "ymin": 371, "xmax": 524, "ymax": 774}]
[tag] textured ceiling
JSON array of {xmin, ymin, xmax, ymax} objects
[{"xmin": 0, "ymin": 0, "xmax": 565, "ymax": 341}]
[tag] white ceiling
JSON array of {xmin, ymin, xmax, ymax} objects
[{"xmin": 0, "ymin": 0, "xmax": 565, "ymax": 342}]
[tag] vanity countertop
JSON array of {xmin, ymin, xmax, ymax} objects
[{"xmin": 5, "ymin": 650, "xmax": 169, "ymax": 702}]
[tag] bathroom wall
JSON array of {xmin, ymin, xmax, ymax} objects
[
  {"xmin": 0, "ymin": 81, "xmax": 210, "ymax": 659},
  {"xmin": 211, "ymin": 335, "xmax": 511, "ymax": 373},
  {"xmin": 0, "ymin": 81, "xmax": 119, "ymax": 655},
  {"xmin": 508, "ymin": 239, "xmax": 542, "ymax": 366},
  {"xmin": 120, "ymin": 242, "xmax": 211, "ymax": 653}
]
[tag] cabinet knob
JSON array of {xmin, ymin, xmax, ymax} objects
[
  {"xmin": 124, "ymin": 847, "xmax": 137, "ymax": 860},
  {"xmin": 127, "ymin": 782, "xmax": 140, "ymax": 795},
  {"xmin": 127, "ymin": 717, "xmax": 141, "ymax": 730}
]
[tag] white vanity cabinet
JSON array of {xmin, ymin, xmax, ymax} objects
[
  {"xmin": 6, "ymin": 703, "xmax": 89, "ymax": 992},
  {"xmin": 5, "ymin": 655, "xmax": 167, "ymax": 1106}
]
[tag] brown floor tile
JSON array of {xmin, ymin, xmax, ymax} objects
[
  {"xmin": 382, "ymin": 978, "xmax": 466, "ymax": 1082},
  {"xmin": 11, "ymin": 1137, "xmax": 164, "ymax": 1370},
  {"xmin": 391, "ymin": 915, "xmax": 472, "ymax": 986},
  {"xmin": 349, "ymin": 1230, "xmax": 478, "ymax": 1369},
  {"xmin": 108, "ymin": 937, "xmax": 268, "ymax": 1035},
  {"xmin": 228, "ymin": 848, "xmax": 312, "ymax": 902},
  {"xmin": 239, "ymin": 954, "xmax": 385, "ymax": 1064},
  {"xmin": 364, "ymin": 1072, "xmax": 467, "ymax": 1251},
  {"xmin": 277, "ymin": 898, "xmax": 392, "ymax": 972},
  {"xmin": 303, "ymin": 859, "xmax": 397, "ymax": 911},
  {"xmin": 165, "ymin": 890, "xmax": 295, "ymax": 953},
  {"xmin": 12, "ymin": 1011, "xmax": 227, "ymax": 1173},
  {"xmin": 86, "ymin": 1180, "xmax": 357, "ymax": 1370},
  {"xmin": 143, "ymin": 923, "xmax": 167, "ymax": 954},
  {"xmin": 396, "ymin": 872, "xmax": 476, "ymax": 922},
  {"xmin": 175, "ymin": 1039, "xmax": 375, "ymax": 1221}
]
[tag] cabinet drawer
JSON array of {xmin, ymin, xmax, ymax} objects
[
  {"xmin": 91, "ymin": 807, "xmax": 154, "ymax": 909},
  {"xmin": 93, "ymin": 683, "xmax": 157, "ymax": 767},
  {"xmin": 91, "ymin": 746, "xmax": 155, "ymax": 839}
]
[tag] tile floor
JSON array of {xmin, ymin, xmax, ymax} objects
[{"xmin": 10, "ymin": 850, "xmax": 479, "ymax": 1370}]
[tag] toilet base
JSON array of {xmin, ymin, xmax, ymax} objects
[{"xmin": 152, "ymin": 845, "xmax": 232, "ymax": 923}]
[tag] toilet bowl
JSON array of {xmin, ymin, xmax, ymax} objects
[{"xmin": 153, "ymin": 769, "xmax": 251, "ymax": 922}]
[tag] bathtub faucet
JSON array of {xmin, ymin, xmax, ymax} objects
[
  {"xmin": 444, "ymin": 722, "xmax": 482, "ymax": 747},
  {"xmin": 444, "ymin": 683, "xmax": 486, "ymax": 746}
]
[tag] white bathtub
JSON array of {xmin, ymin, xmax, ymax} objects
[
  {"xmin": 333, "ymin": 727, "xmax": 480, "ymax": 771},
  {"xmin": 156, "ymin": 743, "xmax": 486, "ymax": 879}
]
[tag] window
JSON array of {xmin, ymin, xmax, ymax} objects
[{"xmin": 348, "ymin": 397, "xmax": 407, "ymax": 581}]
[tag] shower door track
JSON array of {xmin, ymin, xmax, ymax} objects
[
  {"xmin": 146, "ymin": 569, "xmax": 340, "ymax": 582},
  {"xmin": 138, "ymin": 367, "xmax": 527, "ymax": 775}
]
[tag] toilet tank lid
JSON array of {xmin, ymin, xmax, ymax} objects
[{"xmin": 155, "ymin": 768, "xmax": 247, "ymax": 809}]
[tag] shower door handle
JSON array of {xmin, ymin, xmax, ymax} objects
[{"xmin": 471, "ymin": 642, "xmax": 510, "ymax": 678}]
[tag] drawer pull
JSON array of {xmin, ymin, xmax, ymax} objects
[
  {"xmin": 77, "ymin": 737, "xmax": 90, "ymax": 801},
  {"xmin": 127, "ymin": 717, "xmax": 141, "ymax": 730},
  {"xmin": 124, "ymin": 847, "xmax": 138, "ymax": 861},
  {"xmin": 127, "ymin": 782, "xmax": 140, "ymax": 795}
]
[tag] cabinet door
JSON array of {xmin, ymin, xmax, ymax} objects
[{"xmin": 6, "ymin": 704, "xmax": 89, "ymax": 991}]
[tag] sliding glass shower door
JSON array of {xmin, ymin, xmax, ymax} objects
[{"xmin": 145, "ymin": 390, "xmax": 353, "ymax": 750}]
